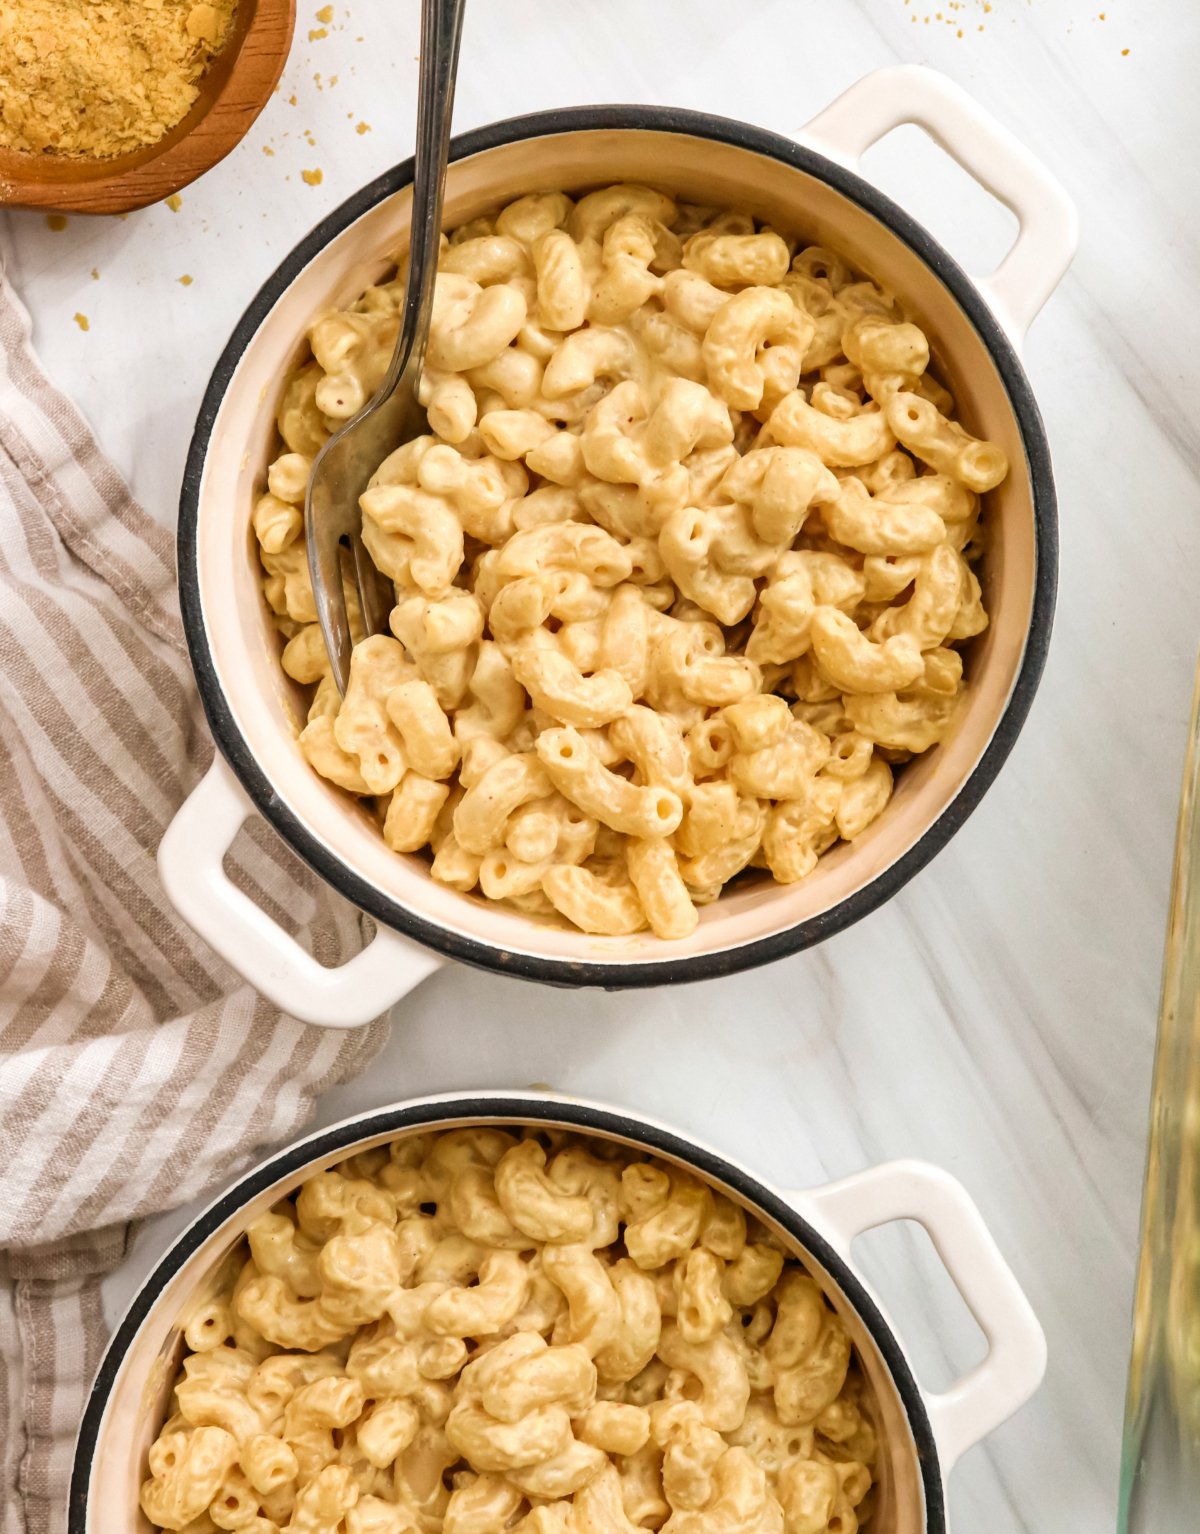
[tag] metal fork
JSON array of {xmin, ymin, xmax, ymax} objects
[{"xmin": 306, "ymin": 0, "xmax": 467, "ymax": 695}]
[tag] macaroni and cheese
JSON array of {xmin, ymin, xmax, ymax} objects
[
  {"xmin": 141, "ymin": 1127, "xmax": 878, "ymax": 1534},
  {"xmin": 257, "ymin": 185, "xmax": 1005, "ymax": 937}
]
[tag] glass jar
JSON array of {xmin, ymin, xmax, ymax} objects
[{"xmin": 1121, "ymin": 664, "xmax": 1200, "ymax": 1527}]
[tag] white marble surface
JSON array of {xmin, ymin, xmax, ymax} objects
[{"xmin": 4, "ymin": 1, "xmax": 1198, "ymax": 1527}]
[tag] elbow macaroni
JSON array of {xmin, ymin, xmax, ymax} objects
[
  {"xmin": 256, "ymin": 185, "xmax": 1006, "ymax": 937},
  {"xmin": 142, "ymin": 1128, "xmax": 877, "ymax": 1534}
]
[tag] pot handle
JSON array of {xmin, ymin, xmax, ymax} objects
[
  {"xmin": 800, "ymin": 64, "xmax": 1077, "ymax": 347},
  {"xmin": 788, "ymin": 1160, "xmax": 1046, "ymax": 1473},
  {"xmin": 158, "ymin": 755, "xmax": 444, "ymax": 1028}
]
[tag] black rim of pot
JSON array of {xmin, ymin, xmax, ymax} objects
[
  {"xmin": 177, "ymin": 104, "xmax": 1057, "ymax": 989},
  {"xmin": 70, "ymin": 1096, "xmax": 948, "ymax": 1530}
]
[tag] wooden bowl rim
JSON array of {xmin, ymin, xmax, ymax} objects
[{"xmin": 0, "ymin": 0, "xmax": 295, "ymax": 215}]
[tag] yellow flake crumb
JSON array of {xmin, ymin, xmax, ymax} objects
[
  {"xmin": 289, "ymin": 93, "xmax": 298, "ymax": 106},
  {"xmin": 0, "ymin": 0, "xmax": 237, "ymax": 157},
  {"xmin": 178, "ymin": 274, "xmax": 194, "ymax": 285},
  {"xmin": 187, "ymin": 3, "xmax": 220, "ymax": 42},
  {"xmin": 1122, "ymin": 45, "xmax": 1130, "ymax": 53},
  {"xmin": 302, "ymin": 167, "xmax": 324, "ymax": 185},
  {"xmin": 74, "ymin": 313, "xmax": 89, "ymax": 331},
  {"xmin": 90, "ymin": 267, "xmax": 99, "ymax": 279},
  {"xmin": 329, "ymin": 75, "xmax": 338, "ymax": 87},
  {"xmin": 308, "ymin": 27, "xmax": 328, "ymax": 40},
  {"xmin": 166, "ymin": 193, "xmax": 183, "ymax": 211},
  {"xmin": 46, "ymin": 214, "xmax": 68, "ymax": 231},
  {"xmin": 356, "ymin": 120, "xmax": 371, "ymax": 134},
  {"xmin": 316, "ymin": 3, "xmax": 334, "ymax": 18},
  {"xmin": 263, "ymin": 144, "xmax": 275, "ymax": 155}
]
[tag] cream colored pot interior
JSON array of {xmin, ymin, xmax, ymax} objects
[
  {"xmin": 195, "ymin": 127, "xmax": 1036, "ymax": 968},
  {"xmin": 85, "ymin": 1115, "xmax": 929, "ymax": 1533}
]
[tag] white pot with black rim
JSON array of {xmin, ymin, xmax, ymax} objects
[
  {"xmin": 69, "ymin": 1092, "xmax": 1047, "ymax": 1533},
  {"xmin": 159, "ymin": 67, "xmax": 1076, "ymax": 1026}
]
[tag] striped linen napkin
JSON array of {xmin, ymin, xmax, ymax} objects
[{"xmin": 0, "ymin": 269, "xmax": 390, "ymax": 1534}]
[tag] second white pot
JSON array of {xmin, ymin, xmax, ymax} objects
[{"xmin": 70, "ymin": 1092, "xmax": 1046, "ymax": 1533}]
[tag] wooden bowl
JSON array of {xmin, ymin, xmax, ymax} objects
[{"xmin": 0, "ymin": 0, "xmax": 295, "ymax": 215}]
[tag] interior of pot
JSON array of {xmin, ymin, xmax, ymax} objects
[
  {"xmin": 79, "ymin": 1110, "xmax": 933, "ymax": 1533},
  {"xmin": 192, "ymin": 124, "xmax": 1038, "ymax": 970}
]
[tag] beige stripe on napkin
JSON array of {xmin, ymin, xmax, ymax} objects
[{"xmin": 0, "ymin": 271, "xmax": 391, "ymax": 1534}]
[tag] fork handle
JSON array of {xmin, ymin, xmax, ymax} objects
[{"xmin": 387, "ymin": 0, "xmax": 467, "ymax": 392}]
